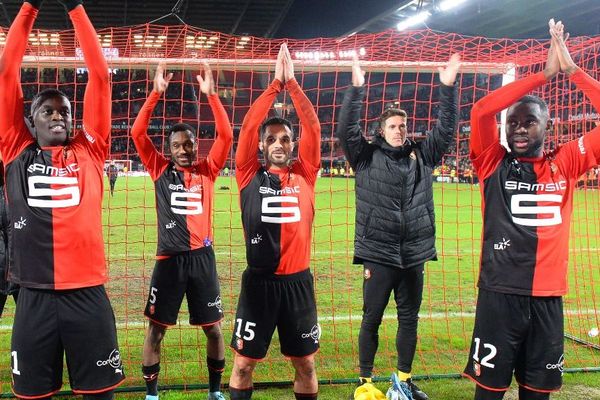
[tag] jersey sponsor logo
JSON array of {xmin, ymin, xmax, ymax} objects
[
  {"xmin": 166, "ymin": 220, "xmax": 177, "ymax": 229},
  {"xmin": 510, "ymin": 194, "xmax": 562, "ymax": 227},
  {"xmin": 301, "ymin": 324, "xmax": 321, "ymax": 344},
  {"xmin": 83, "ymin": 129, "xmax": 96, "ymax": 143},
  {"xmin": 251, "ymin": 234, "xmax": 262, "ymax": 245},
  {"xmin": 258, "ymin": 186, "xmax": 300, "ymax": 195},
  {"xmin": 168, "ymin": 183, "xmax": 202, "ymax": 193},
  {"xmin": 504, "ymin": 180, "xmax": 566, "ymax": 192},
  {"xmin": 27, "ymin": 175, "xmax": 81, "ymax": 208},
  {"xmin": 170, "ymin": 192, "xmax": 203, "ymax": 215},
  {"xmin": 493, "ymin": 238, "xmax": 511, "ymax": 251},
  {"xmin": 27, "ymin": 162, "xmax": 80, "ymax": 176},
  {"xmin": 13, "ymin": 217, "xmax": 26, "ymax": 230},
  {"xmin": 261, "ymin": 196, "xmax": 301, "ymax": 224},
  {"xmin": 578, "ymin": 136, "xmax": 586, "ymax": 155},
  {"xmin": 546, "ymin": 354, "xmax": 564, "ymax": 372},
  {"xmin": 96, "ymin": 349, "xmax": 123, "ymax": 375},
  {"xmin": 207, "ymin": 296, "xmax": 223, "ymax": 314}
]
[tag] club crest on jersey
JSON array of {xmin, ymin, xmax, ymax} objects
[
  {"xmin": 493, "ymin": 238, "xmax": 511, "ymax": 251},
  {"xmin": 364, "ymin": 268, "xmax": 371, "ymax": 280},
  {"xmin": 149, "ymin": 305, "xmax": 155, "ymax": 315},
  {"xmin": 203, "ymin": 237, "xmax": 212, "ymax": 247},
  {"xmin": 207, "ymin": 296, "xmax": 223, "ymax": 313},
  {"xmin": 473, "ymin": 361, "xmax": 481, "ymax": 377},
  {"xmin": 301, "ymin": 324, "xmax": 321, "ymax": 344},
  {"xmin": 14, "ymin": 217, "xmax": 26, "ymax": 230},
  {"xmin": 96, "ymin": 349, "xmax": 122, "ymax": 375},
  {"xmin": 236, "ymin": 338, "xmax": 244, "ymax": 350}
]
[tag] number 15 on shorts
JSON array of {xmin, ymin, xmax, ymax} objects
[{"xmin": 235, "ymin": 318, "xmax": 256, "ymax": 341}]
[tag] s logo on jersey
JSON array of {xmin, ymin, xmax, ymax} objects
[
  {"xmin": 259, "ymin": 186, "xmax": 301, "ymax": 224},
  {"xmin": 505, "ymin": 180, "xmax": 565, "ymax": 227}
]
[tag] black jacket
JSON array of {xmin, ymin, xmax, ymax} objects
[{"xmin": 336, "ymin": 83, "xmax": 458, "ymax": 268}]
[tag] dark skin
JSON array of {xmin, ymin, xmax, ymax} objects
[
  {"xmin": 169, "ymin": 130, "xmax": 197, "ymax": 168},
  {"xmin": 506, "ymin": 102, "xmax": 550, "ymax": 158},
  {"xmin": 30, "ymin": 95, "xmax": 72, "ymax": 147}
]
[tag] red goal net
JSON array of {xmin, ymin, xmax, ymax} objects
[{"xmin": 0, "ymin": 23, "xmax": 598, "ymax": 393}]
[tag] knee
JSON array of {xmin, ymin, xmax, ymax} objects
[
  {"xmin": 233, "ymin": 357, "xmax": 256, "ymax": 379},
  {"xmin": 147, "ymin": 323, "xmax": 166, "ymax": 347},
  {"xmin": 293, "ymin": 357, "xmax": 316, "ymax": 380},
  {"xmin": 203, "ymin": 323, "xmax": 223, "ymax": 341}
]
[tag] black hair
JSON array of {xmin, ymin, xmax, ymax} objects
[
  {"xmin": 30, "ymin": 88, "xmax": 70, "ymax": 120},
  {"xmin": 168, "ymin": 123, "xmax": 196, "ymax": 142},
  {"xmin": 515, "ymin": 95, "xmax": 549, "ymax": 119},
  {"xmin": 259, "ymin": 117, "xmax": 294, "ymax": 140}
]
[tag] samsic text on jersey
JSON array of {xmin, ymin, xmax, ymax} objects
[
  {"xmin": 474, "ymin": 138, "xmax": 597, "ymax": 296},
  {"xmin": 238, "ymin": 166, "xmax": 317, "ymax": 276}
]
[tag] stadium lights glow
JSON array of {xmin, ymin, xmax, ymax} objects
[
  {"xmin": 294, "ymin": 47, "xmax": 366, "ymax": 60},
  {"xmin": 396, "ymin": 11, "xmax": 431, "ymax": 31},
  {"xmin": 99, "ymin": 34, "xmax": 112, "ymax": 48},
  {"xmin": 186, "ymin": 35, "xmax": 216, "ymax": 50},
  {"xmin": 133, "ymin": 34, "xmax": 167, "ymax": 48},
  {"xmin": 28, "ymin": 32, "xmax": 61, "ymax": 46},
  {"xmin": 0, "ymin": 33, "xmax": 5, "ymax": 45},
  {"xmin": 439, "ymin": 0, "xmax": 468, "ymax": 12}
]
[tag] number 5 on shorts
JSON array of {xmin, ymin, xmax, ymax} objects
[{"xmin": 235, "ymin": 318, "xmax": 256, "ymax": 341}]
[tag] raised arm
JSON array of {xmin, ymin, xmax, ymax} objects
[
  {"xmin": 421, "ymin": 54, "xmax": 460, "ymax": 166},
  {"xmin": 130, "ymin": 62, "xmax": 171, "ymax": 181},
  {"xmin": 470, "ymin": 38, "xmax": 559, "ymax": 158},
  {"xmin": 67, "ymin": 1, "xmax": 111, "ymax": 144},
  {"xmin": 197, "ymin": 62, "xmax": 233, "ymax": 176},
  {"xmin": 0, "ymin": 2, "xmax": 38, "ymax": 164},
  {"xmin": 335, "ymin": 56, "xmax": 369, "ymax": 169},
  {"xmin": 281, "ymin": 44, "xmax": 321, "ymax": 171},
  {"xmin": 551, "ymin": 19, "xmax": 600, "ymax": 161}
]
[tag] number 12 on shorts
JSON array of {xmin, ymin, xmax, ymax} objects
[
  {"xmin": 472, "ymin": 337, "xmax": 497, "ymax": 368},
  {"xmin": 235, "ymin": 318, "xmax": 256, "ymax": 341}
]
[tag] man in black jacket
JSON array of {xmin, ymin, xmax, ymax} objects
[{"xmin": 336, "ymin": 54, "xmax": 460, "ymax": 400}]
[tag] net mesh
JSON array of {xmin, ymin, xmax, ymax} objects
[{"xmin": 0, "ymin": 23, "xmax": 598, "ymax": 392}]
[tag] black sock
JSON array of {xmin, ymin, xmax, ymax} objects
[
  {"xmin": 207, "ymin": 357, "xmax": 225, "ymax": 392},
  {"xmin": 229, "ymin": 386, "xmax": 253, "ymax": 400},
  {"xmin": 142, "ymin": 362, "xmax": 160, "ymax": 396},
  {"xmin": 294, "ymin": 392, "xmax": 318, "ymax": 399}
]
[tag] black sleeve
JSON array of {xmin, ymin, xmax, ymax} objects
[
  {"xmin": 420, "ymin": 83, "xmax": 458, "ymax": 167},
  {"xmin": 335, "ymin": 85, "xmax": 370, "ymax": 169}
]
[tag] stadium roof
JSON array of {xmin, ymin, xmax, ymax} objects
[{"xmin": 1, "ymin": 0, "xmax": 599, "ymax": 40}]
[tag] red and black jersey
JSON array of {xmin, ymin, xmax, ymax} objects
[
  {"xmin": 236, "ymin": 79, "xmax": 321, "ymax": 276},
  {"xmin": 131, "ymin": 90, "xmax": 233, "ymax": 256},
  {"xmin": 0, "ymin": 4, "xmax": 111, "ymax": 290},
  {"xmin": 471, "ymin": 70, "xmax": 600, "ymax": 296}
]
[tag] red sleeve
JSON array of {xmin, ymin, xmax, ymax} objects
[
  {"xmin": 205, "ymin": 94, "xmax": 233, "ymax": 180},
  {"xmin": 130, "ymin": 90, "xmax": 169, "ymax": 181},
  {"xmin": 470, "ymin": 72, "xmax": 547, "ymax": 159},
  {"xmin": 569, "ymin": 69, "xmax": 600, "ymax": 161},
  {"xmin": 70, "ymin": 6, "xmax": 111, "ymax": 158},
  {"xmin": 286, "ymin": 78, "xmax": 321, "ymax": 184},
  {"xmin": 554, "ymin": 135, "xmax": 599, "ymax": 179},
  {"xmin": 0, "ymin": 3, "xmax": 37, "ymax": 165},
  {"xmin": 235, "ymin": 79, "xmax": 284, "ymax": 190}
]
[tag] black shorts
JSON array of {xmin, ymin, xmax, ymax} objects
[
  {"xmin": 230, "ymin": 269, "xmax": 320, "ymax": 360},
  {"xmin": 11, "ymin": 285, "xmax": 125, "ymax": 398},
  {"xmin": 463, "ymin": 289, "xmax": 564, "ymax": 393},
  {"xmin": 144, "ymin": 246, "xmax": 223, "ymax": 326}
]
